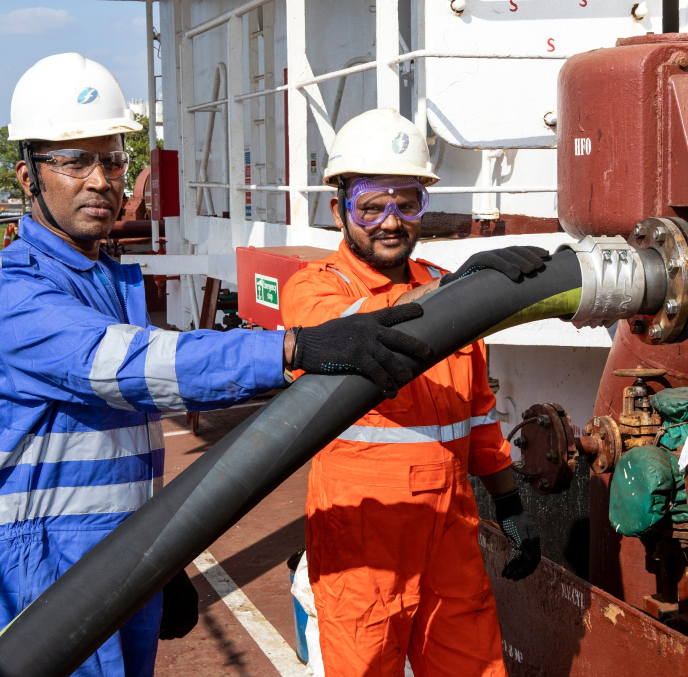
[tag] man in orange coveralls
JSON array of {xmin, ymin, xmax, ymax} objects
[{"xmin": 281, "ymin": 109, "xmax": 548, "ymax": 677}]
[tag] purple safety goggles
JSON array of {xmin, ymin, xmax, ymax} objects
[{"xmin": 344, "ymin": 176, "xmax": 429, "ymax": 228}]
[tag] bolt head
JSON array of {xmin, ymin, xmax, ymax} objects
[
  {"xmin": 603, "ymin": 250, "xmax": 612, "ymax": 262},
  {"xmin": 629, "ymin": 319, "xmax": 645, "ymax": 334},
  {"xmin": 584, "ymin": 423, "xmax": 593, "ymax": 435},
  {"xmin": 668, "ymin": 258, "xmax": 681, "ymax": 274},
  {"xmin": 665, "ymin": 299, "xmax": 679, "ymax": 315},
  {"xmin": 522, "ymin": 408, "xmax": 533, "ymax": 420},
  {"xmin": 598, "ymin": 429, "xmax": 607, "ymax": 440},
  {"xmin": 676, "ymin": 55, "xmax": 688, "ymax": 69},
  {"xmin": 537, "ymin": 478, "xmax": 550, "ymax": 490},
  {"xmin": 634, "ymin": 223, "xmax": 648, "ymax": 238},
  {"xmin": 597, "ymin": 456, "xmax": 608, "ymax": 470},
  {"xmin": 619, "ymin": 251, "xmax": 628, "ymax": 262},
  {"xmin": 649, "ymin": 323, "xmax": 664, "ymax": 339},
  {"xmin": 545, "ymin": 451, "xmax": 553, "ymax": 461},
  {"xmin": 514, "ymin": 436, "xmax": 527, "ymax": 449},
  {"xmin": 653, "ymin": 226, "xmax": 667, "ymax": 243}
]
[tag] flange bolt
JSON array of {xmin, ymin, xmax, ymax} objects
[
  {"xmin": 537, "ymin": 478, "xmax": 550, "ymax": 491},
  {"xmin": 649, "ymin": 324, "xmax": 664, "ymax": 340},
  {"xmin": 619, "ymin": 251, "xmax": 628, "ymax": 262},
  {"xmin": 630, "ymin": 319, "xmax": 645, "ymax": 334},
  {"xmin": 676, "ymin": 54, "xmax": 688, "ymax": 70},
  {"xmin": 668, "ymin": 258, "xmax": 681, "ymax": 274},
  {"xmin": 513, "ymin": 436, "xmax": 527, "ymax": 449},
  {"xmin": 536, "ymin": 415, "xmax": 551, "ymax": 427},
  {"xmin": 665, "ymin": 299, "xmax": 679, "ymax": 315},
  {"xmin": 633, "ymin": 223, "xmax": 647, "ymax": 238},
  {"xmin": 603, "ymin": 250, "xmax": 612, "ymax": 262},
  {"xmin": 653, "ymin": 226, "xmax": 667, "ymax": 243}
]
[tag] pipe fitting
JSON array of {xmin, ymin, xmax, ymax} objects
[{"xmin": 556, "ymin": 236, "xmax": 646, "ymax": 328}]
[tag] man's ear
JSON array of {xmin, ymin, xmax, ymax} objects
[
  {"xmin": 330, "ymin": 196, "xmax": 344, "ymax": 231},
  {"xmin": 15, "ymin": 161, "xmax": 34, "ymax": 198}
]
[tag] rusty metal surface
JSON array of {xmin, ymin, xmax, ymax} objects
[
  {"xmin": 512, "ymin": 403, "xmax": 576, "ymax": 495},
  {"xmin": 558, "ymin": 35, "xmax": 688, "ymax": 239},
  {"xmin": 480, "ymin": 522, "xmax": 688, "ymax": 677},
  {"xmin": 591, "ymin": 321, "xmax": 688, "ymax": 606}
]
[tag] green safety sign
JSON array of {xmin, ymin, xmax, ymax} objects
[{"xmin": 255, "ymin": 273, "xmax": 279, "ymax": 309}]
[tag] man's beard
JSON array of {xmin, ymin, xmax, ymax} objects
[{"xmin": 344, "ymin": 226, "xmax": 419, "ymax": 269}]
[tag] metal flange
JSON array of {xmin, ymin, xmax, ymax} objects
[{"xmin": 627, "ymin": 217, "xmax": 688, "ymax": 344}]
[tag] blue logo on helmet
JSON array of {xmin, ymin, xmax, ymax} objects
[{"xmin": 77, "ymin": 87, "xmax": 99, "ymax": 105}]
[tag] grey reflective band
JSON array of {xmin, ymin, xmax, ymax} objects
[
  {"xmin": 340, "ymin": 297, "xmax": 368, "ymax": 318},
  {"xmin": 144, "ymin": 329, "xmax": 185, "ymax": 411},
  {"xmin": 426, "ymin": 265, "xmax": 442, "ymax": 279},
  {"xmin": 89, "ymin": 324, "xmax": 143, "ymax": 411},
  {"xmin": 328, "ymin": 266, "xmax": 350, "ymax": 284},
  {"xmin": 336, "ymin": 408, "xmax": 499, "ymax": 444},
  {"xmin": 471, "ymin": 408, "xmax": 500, "ymax": 427},
  {"xmin": 0, "ymin": 481, "xmax": 153, "ymax": 525},
  {"xmin": 0, "ymin": 425, "xmax": 153, "ymax": 470}
]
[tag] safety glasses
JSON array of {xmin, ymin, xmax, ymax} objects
[
  {"xmin": 345, "ymin": 176, "xmax": 429, "ymax": 228},
  {"xmin": 32, "ymin": 149, "xmax": 130, "ymax": 180}
]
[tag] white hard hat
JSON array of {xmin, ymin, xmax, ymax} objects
[
  {"xmin": 323, "ymin": 108, "xmax": 439, "ymax": 186},
  {"xmin": 8, "ymin": 53, "xmax": 143, "ymax": 142}
]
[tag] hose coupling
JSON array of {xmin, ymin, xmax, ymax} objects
[{"xmin": 556, "ymin": 236, "xmax": 646, "ymax": 329}]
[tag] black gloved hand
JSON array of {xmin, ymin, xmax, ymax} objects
[
  {"xmin": 439, "ymin": 246, "xmax": 550, "ymax": 286},
  {"xmin": 293, "ymin": 304, "xmax": 432, "ymax": 398},
  {"xmin": 492, "ymin": 489, "xmax": 541, "ymax": 581},
  {"xmin": 159, "ymin": 569, "xmax": 199, "ymax": 640}
]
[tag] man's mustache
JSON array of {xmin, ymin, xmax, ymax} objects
[{"xmin": 370, "ymin": 230, "xmax": 409, "ymax": 241}]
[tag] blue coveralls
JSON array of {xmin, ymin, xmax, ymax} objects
[{"xmin": 0, "ymin": 216, "xmax": 286, "ymax": 676}]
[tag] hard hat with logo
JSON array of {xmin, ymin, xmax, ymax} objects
[
  {"xmin": 8, "ymin": 53, "xmax": 142, "ymax": 141},
  {"xmin": 323, "ymin": 108, "xmax": 439, "ymax": 186}
]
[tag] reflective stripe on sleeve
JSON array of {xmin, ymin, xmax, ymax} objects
[
  {"xmin": 144, "ymin": 329, "xmax": 185, "ymax": 411},
  {"xmin": 0, "ymin": 425, "xmax": 153, "ymax": 470},
  {"xmin": 426, "ymin": 265, "xmax": 442, "ymax": 279},
  {"xmin": 0, "ymin": 481, "xmax": 152, "ymax": 525},
  {"xmin": 471, "ymin": 407, "xmax": 500, "ymax": 427},
  {"xmin": 89, "ymin": 324, "xmax": 143, "ymax": 410},
  {"xmin": 340, "ymin": 297, "xmax": 368, "ymax": 318},
  {"xmin": 337, "ymin": 418, "xmax": 471, "ymax": 444}
]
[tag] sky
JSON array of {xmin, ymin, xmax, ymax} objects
[{"xmin": 0, "ymin": 1, "xmax": 160, "ymax": 127}]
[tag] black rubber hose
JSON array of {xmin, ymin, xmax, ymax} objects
[{"xmin": 0, "ymin": 249, "xmax": 583, "ymax": 677}]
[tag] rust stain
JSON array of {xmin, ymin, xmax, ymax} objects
[{"xmin": 603, "ymin": 603, "xmax": 625, "ymax": 625}]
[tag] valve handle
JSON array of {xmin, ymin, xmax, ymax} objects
[{"xmin": 613, "ymin": 367, "xmax": 666, "ymax": 379}]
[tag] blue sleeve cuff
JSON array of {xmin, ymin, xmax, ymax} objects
[{"xmin": 252, "ymin": 330, "xmax": 287, "ymax": 391}]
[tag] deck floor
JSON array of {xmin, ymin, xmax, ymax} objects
[{"xmin": 155, "ymin": 405, "xmax": 307, "ymax": 676}]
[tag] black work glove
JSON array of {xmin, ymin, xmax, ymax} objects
[
  {"xmin": 492, "ymin": 489, "xmax": 541, "ymax": 581},
  {"xmin": 159, "ymin": 569, "xmax": 199, "ymax": 640},
  {"xmin": 439, "ymin": 246, "xmax": 550, "ymax": 286},
  {"xmin": 293, "ymin": 304, "xmax": 432, "ymax": 398}
]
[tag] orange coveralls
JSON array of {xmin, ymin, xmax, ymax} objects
[{"xmin": 281, "ymin": 241, "xmax": 511, "ymax": 677}]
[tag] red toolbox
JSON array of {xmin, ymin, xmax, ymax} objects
[{"xmin": 236, "ymin": 246, "xmax": 335, "ymax": 329}]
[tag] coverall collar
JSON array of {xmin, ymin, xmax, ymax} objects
[
  {"xmin": 18, "ymin": 214, "xmax": 99, "ymax": 272},
  {"xmin": 337, "ymin": 239, "xmax": 429, "ymax": 290}
]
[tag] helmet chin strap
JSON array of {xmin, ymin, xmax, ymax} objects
[{"xmin": 21, "ymin": 141, "xmax": 65, "ymax": 234}]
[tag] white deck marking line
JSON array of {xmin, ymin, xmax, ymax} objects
[
  {"xmin": 193, "ymin": 550, "xmax": 304, "ymax": 677},
  {"xmin": 161, "ymin": 401, "xmax": 266, "ymax": 419},
  {"xmin": 163, "ymin": 430, "xmax": 192, "ymax": 437}
]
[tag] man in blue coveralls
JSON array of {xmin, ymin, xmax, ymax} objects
[{"xmin": 0, "ymin": 54, "xmax": 430, "ymax": 676}]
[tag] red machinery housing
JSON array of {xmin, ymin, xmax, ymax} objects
[
  {"xmin": 558, "ymin": 34, "xmax": 688, "ymax": 630},
  {"xmin": 559, "ymin": 34, "xmax": 688, "ymax": 239},
  {"xmin": 236, "ymin": 246, "xmax": 334, "ymax": 329}
]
